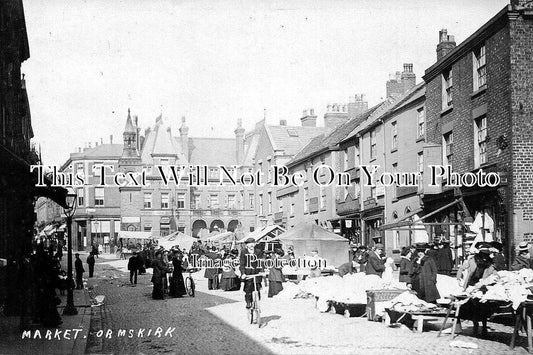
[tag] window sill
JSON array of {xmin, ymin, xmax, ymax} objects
[
  {"xmin": 416, "ymin": 136, "xmax": 425, "ymax": 143},
  {"xmin": 440, "ymin": 106, "xmax": 453, "ymax": 116},
  {"xmin": 471, "ymin": 86, "xmax": 487, "ymax": 99}
]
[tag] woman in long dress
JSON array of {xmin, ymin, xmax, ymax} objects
[
  {"xmin": 268, "ymin": 249, "xmax": 285, "ymax": 297},
  {"xmin": 220, "ymin": 250, "xmax": 240, "ymax": 291},
  {"xmin": 169, "ymin": 250, "xmax": 187, "ymax": 297}
]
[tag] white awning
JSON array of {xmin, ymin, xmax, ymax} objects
[{"xmin": 117, "ymin": 231, "xmax": 153, "ymax": 240}]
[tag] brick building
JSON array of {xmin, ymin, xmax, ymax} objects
[
  {"xmin": 0, "ymin": 0, "xmax": 66, "ymax": 315},
  {"xmin": 248, "ymin": 114, "xmax": 324, "ymax": 228},
  {"xmin": 59, "ymin": 141, "xmax": 122, "ymax": 250},
  {"xmin": 420, "ymin": 0, "xmax": 533, "ymax": 261}
]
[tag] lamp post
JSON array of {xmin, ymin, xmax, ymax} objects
[{"xmin": 63, "ymin": 189, "xmax": 78, "ymax": 315}]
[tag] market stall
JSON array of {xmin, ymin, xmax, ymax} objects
[
  {"xmin": 117, "ymin": 231, "xmax": 153, "ymax": 258},
  {"xmin": 270, "ymin": 221, "xmax": 349, "ymax": 267},
  {"xmin": 152, "ymin": 231, "xmax": 196, "ymax": 251}
]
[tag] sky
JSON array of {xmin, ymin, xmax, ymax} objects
[{"xmin": 22, "ymin": 0, "xmax": 510, "ymax": 166}]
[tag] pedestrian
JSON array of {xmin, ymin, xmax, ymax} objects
[
  {"xmin": 220, "ymin": 249, "xmax": 240, "ymax": 291},
  {"xmin": 436, "ymin": 241, "xmax": 454, "ymax": 275},
  {"xmin": 382, "ymin": 256, "xmax": 395, "ymax": 285},
  {"xmin": 169, "ymin": 250, "xmax": 186, "ymax": 297},
  {"xmin": 151, "ymin": 251, "xmax": 170, "ymax": 300},
  {"xmin": 92, "ymin": 244, "xmax": 99, "ymax": 259},
  {"xmin": 511, "ymin": 242, "xmax": 533, "ymax": 270},
  {"xmin": 366, "ymin": 243, "xmax": 385, "ymax": 276},
  {"xmin": 399, "ymin": 247, "xmax": 412, "ymax": 284},
  {"xmin": 239, "ymin": 238, "xmax": 263, "ymax": 310},
  {"xmin": 355, "ymin": 246, "xmax": 368, "ymax": 273},
  {"xmin": 204, "ymin": 246, "xmax": 221, "ymax": 290},
  {"xmin": 128, "ymin": 251, "xmax": 140, "ymax": 285},
  {"xmin": 268, "ymin": 248, "xmax": 285, "ymax": 297},
  {"xmin": 74, "ymin": 253, "xmax": 84, "ymax": 289},
  {"xmin": 87, "ymin": 252, "xmax": 95, "ymax": 278},
  {"xmin": 417, "ymin": 245, "xmax": 440, "ymax": 303}
]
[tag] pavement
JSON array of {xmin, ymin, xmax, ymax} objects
[{"xmin": 0, "ymin": 252, "xmax": 93, "ymax": 355}]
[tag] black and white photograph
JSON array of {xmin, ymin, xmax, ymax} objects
[{"xmin": 1, "ymin": 0, "xmax": 533, "ymax": 353}]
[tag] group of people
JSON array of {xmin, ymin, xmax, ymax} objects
[{"xmin": 150, "ymin": 248, "xmax": 188, "ymax": 300}]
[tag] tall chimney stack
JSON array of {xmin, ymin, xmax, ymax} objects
[
  {"xmin": 300, "ymin": 108, "xmax": 317, "ymax": 127},
  {"xmin": 436, "ymin": 29, "xmax": 456, "ymax": 61}
]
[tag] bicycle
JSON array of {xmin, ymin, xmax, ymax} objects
[
  {"xmin": 185, "ymin": 268, "xmax": 196, "ymax": 297},
  {"xmin": 242, "ymin": 273, "xmax": 266, "ymax": 327}
]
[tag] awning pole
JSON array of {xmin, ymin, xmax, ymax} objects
[{"xmin": 412, "ymin": 198, "xmax": 463, "ymax": 224}]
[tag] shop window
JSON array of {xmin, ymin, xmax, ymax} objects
[{"xmin": 417, "ymin": 107, "xmax": 425, "ymax": 139}]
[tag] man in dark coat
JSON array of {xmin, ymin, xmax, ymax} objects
[
  {"xmin": 240, "ymin": 238, "xmax": 263, "ymax": 309},
  {"xmin": 128, "ymin": 252, "xmax": 140, "ymax": 285},
  {"xmin": 151, "ymin": 251, "xmax": 169, "ymax": 299},
  {"xmin": 87, "ymin": 252, "xmax": 95, "ymax": 278},
  {"xmin": 355, "ymin": 246, "xmax": 368, "ymax": 273},
  {"xmin": 204, "ymin": 247, "xmax": 221, "ymax": 290},
  {"xmin": 436, "ymin": 241, "xmax": 454, "ymax": 275},
  {"xmin": 366, "ymin": 243, "xmax": 385, "ymax": 276},
  {"xmin": 268, "ymin": 248, "xmax": 285, "ymax": 297},
  {"xmin": 74, "ymin": 253, "xmax": 85, "ymax": 289}
]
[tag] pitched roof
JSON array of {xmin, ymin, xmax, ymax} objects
[
  {"xmin": 188, "ymin": 137, "xmax": 238, "ymax": 166},
  {"xmin": 70, "ymin": 144, "xmax": 123, "ymax": 160},
  {"xmin": 287, "ymin": 105, "xmax": 382, "ymax": 167},
  {"xmin": 265, "ymin": 125, "xmax": 324, "ymax": 156},
  {"xmin": 343, "ymin": 83, "xmax": 425, "ymax": 141},
  {"xmin": 140, "ymin": 116, "xmax": 187, "ymax": 164}
]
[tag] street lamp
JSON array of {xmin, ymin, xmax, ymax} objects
[{"xmin": 63, "ymin": 189, "xmax": 78, "ymax": 315}]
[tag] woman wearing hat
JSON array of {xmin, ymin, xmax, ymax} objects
[
  {"xmin": 268, "ymin": 248, "xmax": 285, "ymax": 297},
  {"xmin": 459, "ymin": 243, "xmax": 497, "ymax": 290},
  {"xmin": 412, "ymin": 244, "xmax": 440, "ymax": 303},
  {"xmin": 511, "ymin": 242, "xmax": 533, "ymax": 270},
  {"xmin": 220, "ymin": 249, "xmax": 240, "ymax": 291}
]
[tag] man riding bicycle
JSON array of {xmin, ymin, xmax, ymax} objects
[{"xmin": 239, "ymin": 237, "xmax": 263, "ymax": 309}]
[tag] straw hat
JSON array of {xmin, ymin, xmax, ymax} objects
[{"xmin": 518, "ymin": 242, "xmax": 529, "ymax": 252}]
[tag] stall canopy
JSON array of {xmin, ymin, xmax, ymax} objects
[
  {"xmin": 153, "ymin": 231, "xmax": 196, "ymax": 251},
  {"xmin": 206, "ymin": 232, "xmax": 236, "ymax": 244},
  {"xmin": 271, "ymin": 221, "xmax": 349, "ymax": 267},
  {"xmin": 117, "ymin": 231, "xmax": 153, "ymax": 240},
  {"xmin": 237, "ymin": 225, "xmax": 286, "ymax": 243}
]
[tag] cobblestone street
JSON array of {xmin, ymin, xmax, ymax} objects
[
  {"xmin": 85, "ymin": 256, "xmax": 272, "ymax": 354},
  {"xmin": 85, "ymin": 255, "xmax": 531, "ymax": 354}
]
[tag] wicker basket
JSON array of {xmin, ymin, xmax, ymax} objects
[{"xmin": 366, "ymin": 289, "xmax": 411, "ymax": 321}]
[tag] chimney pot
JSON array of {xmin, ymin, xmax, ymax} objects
[
  {"xmin": 310, "ymin": 108, "xmax": 315, "ymax": 116},
  {"xmin": 110, "ymin": 135, "xmax": 113, "ymax": 144},
  {"xmin": 279, "ymin": 119, "xmax": 287, "ymax": 126}
]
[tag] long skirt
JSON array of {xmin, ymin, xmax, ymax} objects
[
  {"xmin": 220, "ymin": 277, "xmax": 240, "ymax": 291},
  {"xmin": 152, "ymin": 281, "xmax": 164, "ymax": 300},
  {"xmin": 268, "ymin": 281, "xmax": 283, "ymax": 298},
  {"xmin": 169, "ymin": 273, "xmax": 186, "ymax": 297}
]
